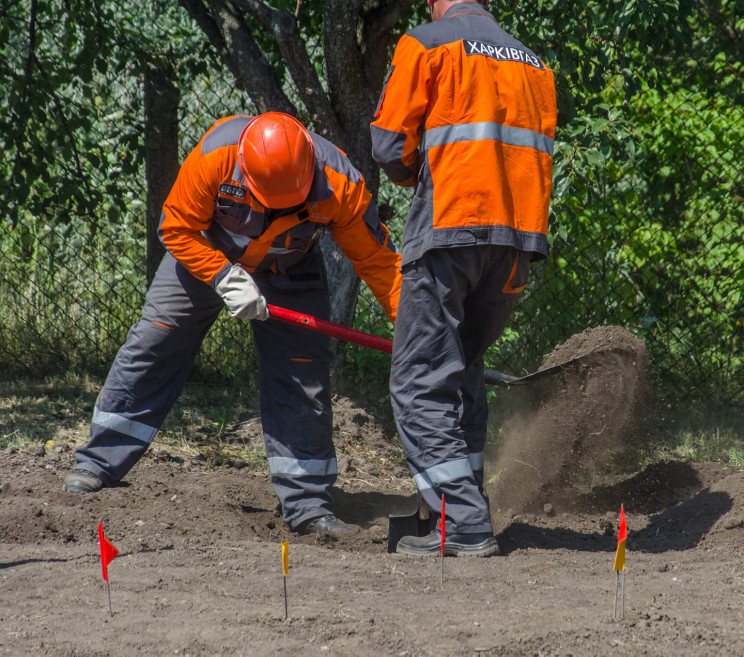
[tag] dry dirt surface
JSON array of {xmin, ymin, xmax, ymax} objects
[{"xmin": 2, "ymin": 326, "xmax": 744, "ymax": 657}]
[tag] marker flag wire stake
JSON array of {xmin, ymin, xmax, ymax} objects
[
  {"xmin": 98, "ymin": 522, "xmax": 119, "ymax": 617},
  {"xmin": 439, "ymin": 495, "xmax": 446, "ymax": 588},
  {"xmin": 613, "ymin": 505, "xmax": 627, "ymax": 620},
  {"xmin": 281, "ymin": 541, "xmax": 289, "ymax": 619}
]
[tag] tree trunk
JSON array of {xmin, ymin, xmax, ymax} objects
[{"xmin": 144, "ymin": 61, "xmax": 180, "ymax": 287}]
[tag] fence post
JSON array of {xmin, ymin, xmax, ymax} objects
[{"xmin": 144, "ymin": 61, "xmax": 179, "ymax": 287}]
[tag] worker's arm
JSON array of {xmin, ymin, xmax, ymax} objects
[
  {"xmin": 325, "ymin": 167, "xmax": 402, "ymax": 322},
  {"xmin": 370, "ymin": 34, "xmax": 430, "ymax": 187},
  {"xmin": 158, "ymin": 145, "xmax": 232, "ymax": 286}
]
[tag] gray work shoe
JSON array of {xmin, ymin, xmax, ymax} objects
[
  {"xmin": 298, "ymin": 514, "xmax": 361, "ymax": 535},
  {"xmin": 63, "ymin": 470, "xmax": 104, "ymax": 493},
  {"xmin": 396, "ymin": 529, "xmax": 500, "ymax": 557}
]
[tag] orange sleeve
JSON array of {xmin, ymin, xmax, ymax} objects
[
  {"xmin": 325, "ymin": 169, "xmax": 402, "ymax": 322},
  {"xmin": 370, "ymin": 34, "xmax": 430, "ymax": 187},
  {"xmin": 158, "ymin": 141, "xmax": 232, "ymax": 285}
]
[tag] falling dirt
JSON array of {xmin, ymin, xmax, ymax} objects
[
  {"xmin": 2, "ymin": 326, "xmax": 744, "ymax": 656},
  {"xmin": 485, "ymin": 325, "xmax": 656, "ymax": 522}
]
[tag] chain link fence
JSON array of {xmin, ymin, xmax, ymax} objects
[
  {"xmin": 0, "ymin": 57, "xmax": 260, "ymax": 388},
  {"xmin": 1, "ymin": 13, "xmax": 741, "ymax": 410}
]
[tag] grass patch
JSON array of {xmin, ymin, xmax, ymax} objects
[
  {"xmin": 663, "ymin": 426, "xmax": 744, "ymax": 466},
  {"xmin": 3, "ymin": 374, "xmax": 742, "ymax": 477},
  {"xmin": 0, "ymin": 371, "xmax": 99, "ymax": 450},
  {"xmin": 0, "ymin": 372, "xmax": 265, "ymax": 468},
  {"xmin": 654, "ymin": 405, "xmax": 744, "ymax": 466}
]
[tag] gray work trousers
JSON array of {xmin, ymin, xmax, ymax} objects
[
  {"xmin": 74, "ymin": 251, "xmax": 336, "ymax": 530},
  {"xmin": 390, "ymin": 245, "xmax": 529, "ymax": 535}
]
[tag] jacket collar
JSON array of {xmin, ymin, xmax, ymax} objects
[{"xmin": 443, "ymin": 2, "xmax": 493, "ymax": 20}]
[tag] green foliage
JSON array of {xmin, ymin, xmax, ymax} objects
[
  {"xmin": 0, "ymin": 0, "xmax": 252, "ymax": 374},
  {"xmin": 472, "ymin": 0, "xmax": 743, "ymax": 405},
  {"xmin": 343, "ymin": 283, "xmax": 395, "ymax": 411},
  {"xmin": 0, "ymin": 0, "xmax": 742, "ymax": 414}
]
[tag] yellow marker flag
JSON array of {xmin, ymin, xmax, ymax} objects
[
  {"xmin": 613, "ymin": 505, "xmax": 627, "ymax": 571},
  {"xmin": 281, "ymin": 540, "xmax": 290, "ymax": 619},
  {"xmin": 281, "ymin": 540, "xmax": 289, "ymax": 576}
]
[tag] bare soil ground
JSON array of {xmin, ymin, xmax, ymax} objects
[{"xmin": 2, "ymin": 326, "xmax": 744, "ymax": 656}]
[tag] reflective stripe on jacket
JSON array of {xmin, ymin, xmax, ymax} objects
[
  {"xmin": 370, "ymin": 2, "xmax": 557, "ymax": 265},
  {"xmin": 159, "ymin": 116, "xmax": 402, "ymax": 320}
]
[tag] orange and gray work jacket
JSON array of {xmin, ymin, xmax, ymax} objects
[
  {"xmin": 159, "ymin": 115, "xmax": 402, "ymax": 321},
  {"xmin": 370, "ymin": 2, "xmax": 557, "ymax": 266}
]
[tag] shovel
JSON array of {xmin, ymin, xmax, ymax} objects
[
  {"xmin": 266, "ymin": 304, "xmax": 579, "ymax": 388},
  {"xmin": 266, "ymin": 304, "xmax": 581, "ymax": 551}
]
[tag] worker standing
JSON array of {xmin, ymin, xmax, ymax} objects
[
  {"xmin": 371, "ymin": 0, "xmax": 557, "ymax": 556},
  {"xmin": 64, "ymin": 112, "xmax": 402, "ymax": 536}
]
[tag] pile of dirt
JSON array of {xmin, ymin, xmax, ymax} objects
[
  {"xmin": 0, "ymin": 395, "xmax": 411, "ymax": 556},
  {"xmin": 486, "ymin": 325, "xmax": 656, "ymax": 522}
]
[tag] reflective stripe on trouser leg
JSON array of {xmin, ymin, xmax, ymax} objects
[
  {"xmin": 390, "ymin": 246, "xmax": 526, "ymax": 534},
  {"xmin": 74, "ymin": 252, "xmax": 222, "ymax": 484},
  {"xmin": 252, "ymin": 272, "xmax": 336, "ymax": 531},
  {"xmin": 411, "ymin": 453, "xmax": 485, "ymax": 491}
]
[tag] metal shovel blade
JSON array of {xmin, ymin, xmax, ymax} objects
[
  {"xmin": 387, "ymin": 499, "xmax": 436, "ymax": 554},
  {"xmin": 483, "ymin": 357, "xmax": 586, "ymax": 387}
]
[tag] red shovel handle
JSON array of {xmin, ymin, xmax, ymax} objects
[
  {"xmin": 266, "ymin": 304, "xmax": 393, "ymax": 354},
  {"xmin": 266, "ymin": 304, "xmax": 525, "ymax": 389}
]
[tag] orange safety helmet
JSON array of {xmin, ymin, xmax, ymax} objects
[{"xmin": 237, "ymin": 112, "xmax": 316, "ymax": 208}]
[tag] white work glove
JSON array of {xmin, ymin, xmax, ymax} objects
[{"xmin": 215, "ymin": 264, "xmax": 268, "ymax": 321}]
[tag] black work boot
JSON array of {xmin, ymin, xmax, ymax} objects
[
  {"xmin": 62, "ymin": 469, "xmax": 104, "ymax": 493},
  {"xmin": 298, "ymin": 514, "xmax": 361, "ymax": 536},
  {"xmin": 396, "ymin": 529, "xmax": 500, "ymax": 557}
]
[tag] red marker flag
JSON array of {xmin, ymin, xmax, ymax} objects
[
  {"xmin": 438, "ymin": 495, "xmax": 446, "ymax": 555},
  {"xmin": 98, "ymin": 522, "xmax": 119, "ymax": 582},
  {"xmin": 613, "ymin": 505, "xmax": 627, "ymax": 571}
]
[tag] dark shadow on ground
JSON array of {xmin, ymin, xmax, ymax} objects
[
  {"xmin": 497, "ymin": 459, "xmax": 731, "ymax": 556},
  {"xmin": 327, "ymin": 461, "xmax": 731, "ymax": 555},
  {"xmin": 629, "ymin": 489, "xmax": 732, "ymax": 553},
  {"xmin": 0, "ymin": 557, "xmax": 70, "ymax": 569},
  {"xmin": 563, "ymin": 461, "xmax": 703, "ymax": 516},
  {"xmin": 497, "ymin": 488, "xmax": 731, "ymax": 556},
  {"xmin": 497, "ymin": 523, "xmax": 610, "ymax": 555}
]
